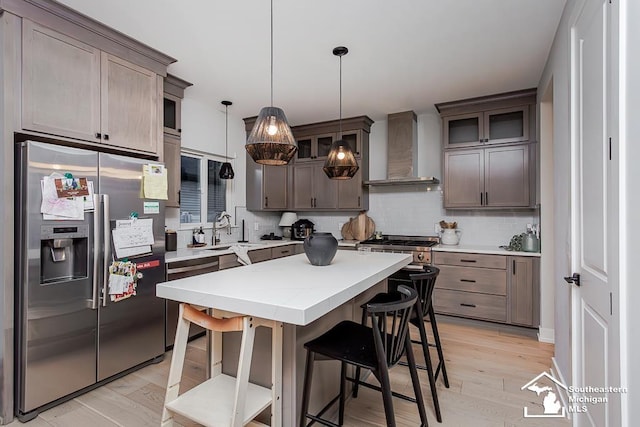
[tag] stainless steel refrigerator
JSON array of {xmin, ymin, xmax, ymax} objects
[{"xmin": 15, "ymin": 141, "xmax": 166, "ymax": 421}]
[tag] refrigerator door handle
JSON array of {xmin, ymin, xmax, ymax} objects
[
  {"xmin": 102, "ymin": 194, "xmax": 110, "ymax": 307},
  {"xmin": 91, "ymin": 193, "xmax": 101, "ymax": 309}
]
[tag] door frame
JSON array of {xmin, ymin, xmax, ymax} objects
[{"xmin": 568, "ymin": 0, "xmax": 622, "ymax": 425}]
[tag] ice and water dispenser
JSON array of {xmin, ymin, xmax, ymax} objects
[{"xmin": 40, "ymin": 225, "xmax": 89, "ymax": 284}]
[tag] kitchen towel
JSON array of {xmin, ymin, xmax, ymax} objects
[{"xmin": 230, "ymin": 245, "xmax": 251, "ymax": 266}]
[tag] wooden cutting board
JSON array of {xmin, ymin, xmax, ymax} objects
[{"xmin": 341, "ymin": 212, "xmax": 375, "ymax": 241}]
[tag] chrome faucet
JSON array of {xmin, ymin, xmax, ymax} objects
[
  {"xmin": 212, "ymin": 222, "xmax": 221, "ymax": 246},
  {"xmin": 212, "ymin": 212, "xmax": 232, "ymax": 245}
]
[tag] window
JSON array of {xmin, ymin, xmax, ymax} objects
[{"xmin": 180, "ymin": 152, "xmax": 228, "ymax": 225}]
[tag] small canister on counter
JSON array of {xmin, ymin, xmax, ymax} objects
[{"xmin": 165, "ymin": 230, "xmax": 177, "ymax": 251}]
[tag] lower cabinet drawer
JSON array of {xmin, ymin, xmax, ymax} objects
[
  {"xmin": 436, "ymin": 264, "xmax": 507, "ymax": 295},
  {"xmin": 271, "ymin": 245, "xmax": 295, "ymax": 259},
  {"xmin": 434, "ymin": 252, "xmax": 507, "ymax": 269},
  {"xmin": 219, "ymin": 248, "xmax": 273, "ymax": 269},
  {"xmin": 433, "ymin": 289, "xmax": 507, "ymax": 322}
]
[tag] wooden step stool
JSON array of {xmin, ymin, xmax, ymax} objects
[{"xmin": 162, "ymin": 303, "xmax": 282, "ymax": 426}]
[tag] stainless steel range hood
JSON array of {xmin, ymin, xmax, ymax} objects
[{"xmin": 363, "ymin": 111, "xmax": 440, "ymax": 186}]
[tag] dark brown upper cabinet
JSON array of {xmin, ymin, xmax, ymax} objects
[{"xmin": 437, "ymin": 89, "xmax": 536, "ymax": 149}]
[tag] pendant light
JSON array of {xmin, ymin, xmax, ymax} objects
[
  {"xmin": 245, "ymin": 0, "xmax": 297, "ymax": 166},
  {"xmin": 323, "ymin": 46, "xmax": 359, "ymax": 180},
  {"xmin": 219, "ymin": 100, "xmax": 235, "ymax": 179}
]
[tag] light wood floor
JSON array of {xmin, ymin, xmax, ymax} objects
[{"xmin": 8, "ymin": 317, "xmax": 570, "ymax": 427}]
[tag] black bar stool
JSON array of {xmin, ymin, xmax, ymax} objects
[
  {"xmin": 299, "ymin": 285, "xmax": 428, "ymax": 427},
  {"xmin": 354, "ymin": 266, "xmax": 449, "ymax": 423}
]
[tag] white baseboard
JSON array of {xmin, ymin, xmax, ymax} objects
[{"xmin": 538, "ymin": 327, "xmax": 555, "ymax": 343}]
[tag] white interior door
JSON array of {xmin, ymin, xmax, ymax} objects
[{"xmin": 570, "ymin": 0, "xmax": 620, "ymax": 426}]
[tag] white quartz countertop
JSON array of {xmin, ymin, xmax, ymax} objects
[
  {"xmin": 433, "ymin": 243, "xmax": 541, "ymax": 257},
  {"xmin": 157, "ymin": 251, "xmax": 412, "ymax": 325},
  {"xmin": 165, "ymin": 239, "xmax": 358, "ymax": 263}
]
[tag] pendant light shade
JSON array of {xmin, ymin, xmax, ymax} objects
[
  {"xmin": 246, "ymin": 106, "xmax": 297, "ymax": 165},
  {"xmin": 324, "ymin": 46, "xmax": 358, "ymax": 180},
  {"xmin": 323, "ymin": 139, "xmax": 359, "ymax": 179},
  {"xmin": 245, "ymin": 0, "xmax": 297, "ymax": 165},
  {"xmin": 219, "ymin": 100, "xmax": 235, "ymax": 179}
]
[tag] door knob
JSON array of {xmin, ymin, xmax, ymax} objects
[{"xmin": 564, "ymin": 273, "xmax": 581, "ymax": 286}]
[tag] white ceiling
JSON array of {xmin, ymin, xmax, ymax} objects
[{"xmin": 56, "ymin": 0, "xmax": 566, "ymax": 125}]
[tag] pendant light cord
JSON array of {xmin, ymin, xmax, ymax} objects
[
  {"xmin": 270, "ymin": 0, "xmax": 274, "ymax": 107},
  {"xmin": 225, "ymin": 104, "xmax": 228, "ymax": 158},
  {"xmin": 339, "ymin": 53, "xmax": 343, "ymax": 138}
]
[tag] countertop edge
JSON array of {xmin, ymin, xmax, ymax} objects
[
  {"xmin": 166, "ymin": 239, "xmax": 359, "ymax": 263},
  {"xmin": 432, "ymin": 244, "xmax": 541, "ymax": 257}
]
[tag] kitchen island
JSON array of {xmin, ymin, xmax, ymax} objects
[{"xmin": 157, "ymin": 250, "xmax": 412, "ymax": 426}]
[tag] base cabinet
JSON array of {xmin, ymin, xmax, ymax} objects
[
  {"xmin": 433, "ymin": 251, "xmax": 539, "ymax": 327},
  {"xmin": 510, "ymin": 256, "xmax": 540, "ymax": 327},
  {"xmin": 219, "ymin": 248, "xmax": 273, "ymax": 270}
]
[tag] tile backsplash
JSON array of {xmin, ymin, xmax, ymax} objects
[
  {"xmin": 301, "ymin": 188, "xmax": 539, "ymax": 247},
  {"xmin": 166, "ymin": 190, "xmax": 539, "ymax": 249}
]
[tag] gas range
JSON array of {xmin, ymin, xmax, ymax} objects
[{"xmin": 358, "ymin": 234, "xmax": 440, "ymax": 266}]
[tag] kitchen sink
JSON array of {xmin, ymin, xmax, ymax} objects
[{"xmin": 206, "ymin": 243, "xmax": 264, "ymax": 252}]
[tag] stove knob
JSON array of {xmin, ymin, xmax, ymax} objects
[{"xmin": 417, "ymin": 252, "xmax": 424, "ymax": 261}]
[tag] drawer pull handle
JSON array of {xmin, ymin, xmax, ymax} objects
[
  {"xmin": 460, "ymin": 303, "xmax": 477, "ymax": 308},
  {"xmin": 460, "ymin": 279, "xmax": 476, "ymax": 283},
  {"xmin": 280, "ymin": 250, "xmax": 290, "ymax": 254},
  {"xmin": 460, "ymin": 259, "xmax": 477, "ymax": 263}
]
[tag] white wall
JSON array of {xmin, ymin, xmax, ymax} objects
[
  {"xmin": 538, "ymin": 83, "xmax": 556, "ymax": 344},
  {"xmin": 537, "ymin": 0, "xmax": 575, "ymax": 384}
]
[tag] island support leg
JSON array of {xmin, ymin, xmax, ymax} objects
[{"xmin": 272, "ymin": 321, "xmax": 283, "ymax": 426}]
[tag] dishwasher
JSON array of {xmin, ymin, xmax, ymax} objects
[{"xmin": 165, "ymin": 255, "xmax": 219, "ymax": 349}]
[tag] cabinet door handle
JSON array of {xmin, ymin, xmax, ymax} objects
[
  {"xmin": 480, "ymin": 192, "xmax": 483, "ymax": 205},
  {"xmin": 357, "ymin": 196, "xmax": 361, "ymax": 207},
  {"xmin": 460, "ymin": 279, "xmax": 476, "ymax": 283},
  {"xmin": 265, "ymin": 196, "xmax": 268, "ymax": 207},
  {"xmin": 460, "ymin": 259, "xmax": 477, "ymax": 263},
  {"xmin": 103, "ymin": 134, "xmax": 109, "ymax": 141},
  {"xmin": 178, "ymin": 128, "xmax": 182, "ymax": 133},
  {"xmin": 460, "ymin": 303, "xmax": 477, "ymax": 308},
  {"xmin": 178, "ymin": 190, "xmax": 181, "ymax": 204},
  {"xmin": 513, "ymin": 259, "xmax": 516, "ymax": 274},
  {"xmin": 485, "ymin": 192, "xmax": 488, "ymax": 205},
  {"xmin": 95, "ymin": 132, "xmax": 101, "ymax": 139}
]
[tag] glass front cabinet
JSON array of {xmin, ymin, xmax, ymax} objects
[
  {"xmin": 443, "ymin": 105, "xmax": 529, "ymax": 148},
  {"xmin": 295, "ymin": 133, "xmax": 336, "ymax": 162}
]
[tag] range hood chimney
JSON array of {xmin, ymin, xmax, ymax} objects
[{"xmin": 364, "ymin": 111, "xmax": 439, "ymax": 186}]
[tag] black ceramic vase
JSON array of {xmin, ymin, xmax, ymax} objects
[{"xmin": 303, "ymin": 233, "xmax": 338, "ymax": 266}]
